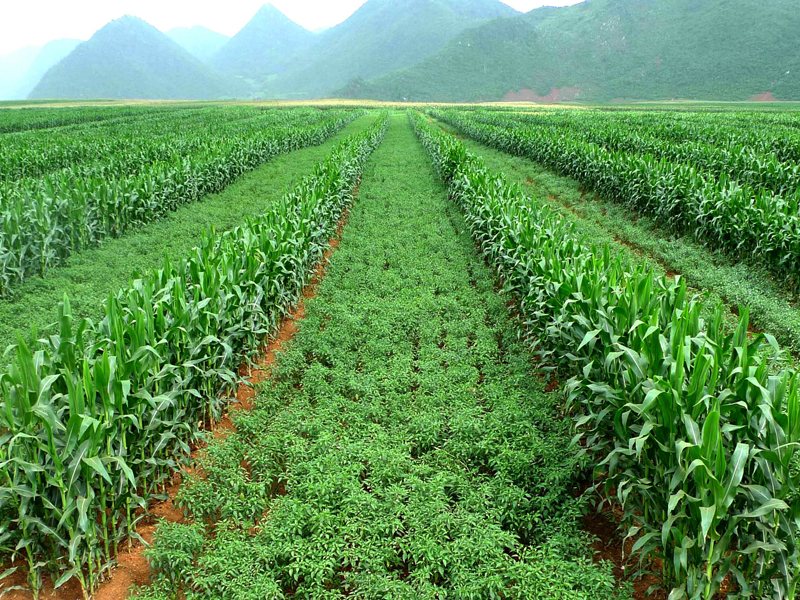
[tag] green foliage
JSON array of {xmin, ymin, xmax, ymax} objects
[
  {"xmin": 495, "ymin": 109, "xmax": 800, "ymax": 195},
  {"xmin": 136, "ymin": 114, "xmax": 628, "ymax": 599},
  {"xmin": 0, "ymin": 105, "xmax": 308, "ymax": 180},
  {"xmin": 130, "ymin": 578, "xmax": 175, "ymax": 600},
  {"xmin": 433, "ymin": 109, "xmax": 800, "ymax": 293},
  {"xmin": 359, "ymin": 0, "xmax": 800, "ymax": 102},
  {"xmin": 0, "ymin": 114, "xmax": 377, "ymax": 352},
  {"xmin": 411, "ymin": 110, "xmax": 800, "ymax": 598},
  {"xmin": 0, "ymin": 106, "xmax": 363, "ymax": 295},
  {"xmin": 437, "ymin": 121, "xmax": 800, "ymax": 357},
  {"xmin": 0, "ymin": 104, "xmax": 173, "ymax": 134},
  {"xmin": 0, "ymin": 112, "xmax": 389, "ymax": 596},
  {"xmin": 144, "ymin": 521, "xmax": 206, "ymax": 587},
  {"xmin": 29, "ymin": 16, "xmax": 250, "ymax": 100}
]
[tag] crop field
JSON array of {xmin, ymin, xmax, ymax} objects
[{"xmin": 0, "ymin": 104, "xmax": 799, "ymax": 600}]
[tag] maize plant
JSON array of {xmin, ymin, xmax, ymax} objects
[
  {"xmin": 471, "ymin": 109, "xmax": 800, "ymax": 197},
  {"xmin": 432, "ymin": 109, "xmax": 800, "ymax": 293},
  {"xmin": 0, "ymin": 112, "xmax": 389, "ymax": 598},
  {"xmin": 411, "ymin": 111, "xmax": 800, "ymax": 599},
  {"xmin": 0, "ymin": 106, "xmax": 324, "ymax": 182},
  {"xmin": 0, "ymin": 104, "xmax": 166, "ymax": 135},
  {"xmin": 0, "ymin": 107, "xmax": 365, "ymax": 297},
  {"xmin": 455, "ymin": 107, "xmax": 800, "ymax": 164}
]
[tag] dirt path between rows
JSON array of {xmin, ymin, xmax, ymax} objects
[
  {"xmin": 2, "ymin": 207, "xmax": 354, "ymax": 600},
  {"xmin": 435, "ymin": 116, "xmax": 773, "ymax": 346},
  {"xmin": 430, "ymin": 116, "xmax": 679, "ymax": 599}
]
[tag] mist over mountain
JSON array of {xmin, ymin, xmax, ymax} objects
[
  {"xmin": 10, "ymin": 39, "xmax": 82, "ymax": 99},
  {"xmin": 211, "ymin": 4, "xmax": 315, "ymax": 79},
  {"xmin": 167, "ymin": 26, "xmax": 229, "ymax": 62},
  {"xmin": 0, "ymin": 46, "xmax": 40, "ymax": 100},
  {"xmin": 29, "ymin": 16, "xmax": 249, "ymax": 100}
]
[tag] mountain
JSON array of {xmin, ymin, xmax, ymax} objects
[
  {"xmin": 30, "ymin": 16, "xmax": 249, "ymax": 100},
  {"xmin": 167, "ymin": 26, "xmax": 229, "ymax": 62},
  {"xmin": 351, "ymin": 0, "xmax": 800, "ymax": 102},
  {"xmin": 260, "ymin": 0, "xmax": 520, "ymax": 98},
  {"xmin": 211, "ymin": 4, "xmax": 314, "ymax": 79},
  {"xmin": 13, "ymin": 39, "xmax": 82, "ymax": 99},
  {"xmin": 0, "ymin": 45, "xmax": 40, "ymax": 100}
]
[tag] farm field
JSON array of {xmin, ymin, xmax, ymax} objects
[
  {"xmin": 0, "ymin": 104, "xmax": 799, "ymax": 600},
  {"xmin": 0, "ymin": 112, "xmax": 377, "ymax": 350},
  {"xmin": 429, "ymin": 118, "xmax": 800, "ymax": 357}
]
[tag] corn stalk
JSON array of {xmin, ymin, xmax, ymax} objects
[{"xmin": 411, "ymin": 110, "xmax": 800, "ymax": 599}]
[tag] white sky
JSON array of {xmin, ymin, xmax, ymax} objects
[{"xmin": 0, "ymin": 0, "xmax": 581, "ymax": 56}]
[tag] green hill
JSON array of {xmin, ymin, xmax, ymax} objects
[
  {"xmin": 211, "ymin": 4, "xmax": 314, "ymax": 79},
  {"xmin": 167, "ymin": 26, "xmax": 229, "ymax": 62},
  {"xmin": 352, "ymin": 0, "xmax": 800, "ymax": 102},
  {"xmin": 30, "ymin": 16, "xmax": 250, "ymax": 100},
  {"xmin": 262, "ymin": 0, "xmax": 519, "ymax": 99}
]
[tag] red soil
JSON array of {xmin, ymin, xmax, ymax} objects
[
  {"xmin": 583, "ymin": 505, "xmax": 666, "ymax": 600},
  {"xmin": 748, "ymin": 92, "xmax": 777, "ymax": 102}
]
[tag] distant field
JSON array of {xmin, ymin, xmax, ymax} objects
[
  {"xmin": 1, "ymin": 103, "xmax": 798, "ymax": 600},
  {"xmin": 0, "ymin": 98, "xmax": 117, "ymax": 108},
  {"xmin": 4, "ymin": 97, "xmax": 800, "ymax": 114}
]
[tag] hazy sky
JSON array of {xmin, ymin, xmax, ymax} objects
[{"xmin": 0, "ymin": 0, "xmax": 581, "ymax": 56}]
